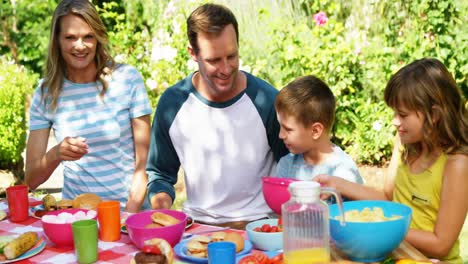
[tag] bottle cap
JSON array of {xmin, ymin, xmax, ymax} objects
[{"xmin": 288, "ymin": 181, "xmax": 320, "ymax": 199}]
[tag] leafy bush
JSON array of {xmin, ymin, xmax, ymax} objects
[
  {"xmin": 0, "ymin": 56, "xmax": 37, "ymax": 176},
  {"xmin": 0, "ymin": 0, "xmax": 466, "ymax": 167}
]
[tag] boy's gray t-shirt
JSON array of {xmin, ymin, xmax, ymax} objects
[{"xmin": 276, "ymin": 145, "xmax": 364, "ymax": 184}]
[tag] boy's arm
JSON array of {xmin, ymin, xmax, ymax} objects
[{"xmin": 405, "ymin": 154, "xmax": 468, "ymax": 258}]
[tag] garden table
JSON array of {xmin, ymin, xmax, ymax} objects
[{"xmin": 0, "ymin": 200, "xmax": 432, "ymax": 263}]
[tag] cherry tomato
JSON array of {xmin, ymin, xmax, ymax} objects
[
  {"xmin": 270, "ymin": 226, "xmax": 279, "ymax": 232},
  {"xmin": 261, "ymin": 224, "xmax": 271, "ymax": 232},
  {"xmin": 238, "ymin": 255, "xmax": 260, "ymax": 264},
  {"xmin": 278, "ymin": 217, "xmax": 282, "ymax": 227},
  {"xmin": 253, "ymin": 227, "xmax": 262, "ymax": 232},
  {"xmin": 141, "ymin": 244, "xmax": 161, "ymax": 255}
]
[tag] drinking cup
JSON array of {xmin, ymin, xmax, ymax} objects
[
  {"xmin": 6, "ymin": 185, "xmax": 29, "ymax": 222},
  {"xmin": 72, "ymin": 219, "xmax": 98, "ymax": 264},
  {"xmin": 207, "ymin": 241, "xmax": 236, "ymax": 264},
  {"xmin": 97, "ymin": 200, "xmax": 121, "ymax": 241}
]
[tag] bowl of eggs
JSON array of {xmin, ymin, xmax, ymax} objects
[{"xmin": 41, "ymin": 208, "xmax": 97, "ymax": 247}]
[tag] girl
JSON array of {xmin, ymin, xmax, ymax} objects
[{"xmin": 315, "ymin": 58, "xmax": 468, "ymax": 263}]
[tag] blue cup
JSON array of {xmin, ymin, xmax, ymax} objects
[{"xmin": 207, "ymin": 241, "xmax": 236, "ymax": 264}]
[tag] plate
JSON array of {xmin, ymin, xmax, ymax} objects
[
  {"xmin": 28, "ymin": 197, "xmax": 42, "ymax": 207},
  {"xmin": 30, "ymin": 205, "xmax": 46, "ymax": 219},
  {"xmin": 174, "ymin": 238, "xmax": 252, "ymax": 263},
  {"xmin": 0, "ymin": 237, "xmax": 46, "ymax": 263},
  {"xmin": 185, "ymin": 216, "xmax": 194, "ymax": 229},
  {"xmin": 121, "ymin": 223, "xmax": 128, "ymax": 233}
]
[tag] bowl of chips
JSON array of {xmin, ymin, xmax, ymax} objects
[{"xmin": 329, "ymin": 200, "xmax": 412, "ymax": 262}]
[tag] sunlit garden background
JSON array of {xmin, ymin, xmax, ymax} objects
[{"xmin": 0, "ymin": 0, "xmax": 467, "ymax": 261}]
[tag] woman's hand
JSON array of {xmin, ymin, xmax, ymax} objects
[{"xmin": 56, "ymin": 136, "xmax": 88, "ymax": 161}]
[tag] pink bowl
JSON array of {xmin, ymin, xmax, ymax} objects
[
  {"xmin": 125, "ymin": 209, "xmax": 187, "ymax": 249},
  {"xmin": 262, "ymin": 176, "xmax": 297, "ymax": 214},
  {"xmin": 41, "ymin": 209, "xmax": 96, "ymax": 248}
]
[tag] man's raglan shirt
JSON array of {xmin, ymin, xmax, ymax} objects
[{"xmin": 147, "ymin": 71, "xmax": 287, "ymax": 223}]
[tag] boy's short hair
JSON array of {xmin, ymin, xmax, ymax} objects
[{"xmin": 275, "ymin": 75, "xmax": 335, "ymax": 130}]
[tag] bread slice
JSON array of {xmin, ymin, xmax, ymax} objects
[{"xmin": 151, "ymin": 212, "xmax": 180, "ymax": 226}]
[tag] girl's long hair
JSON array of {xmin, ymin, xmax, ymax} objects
[
  {"xmin": 41, "ymin": 0, "xmax": 115, "ymax": 111},
  {"xmin": 384, "ymin": 58, "xmax": 468, "ymax": 163}
]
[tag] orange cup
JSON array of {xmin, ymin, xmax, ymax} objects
[{"xmin": 97, "ymin": 200, "xmax": 121, "ymax": 241}]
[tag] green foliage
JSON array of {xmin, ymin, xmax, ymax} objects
[
  {"xmin": 0, "ymin": 0, "xmax": 57, "ymax": 73},
  {"xmin": 1, "ymin": 0, "xmax": 466, "ymax": 166},
  {"xmin": 0, "ymin": 56, "xmax": 38, "ymax": 169}
]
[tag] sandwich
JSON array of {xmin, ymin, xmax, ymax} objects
[
  {"xmin": 210, "ymin": 231, "xmax": 226, "ymax": 242},
  {"xmin": 130, "ymin": 238, "xmax": 173, "ymax": 264},
  {"xmin": 57, "ymin": 199, "xmax": 73, "ymax": 209},
  {"xmin": 150, "ymin": 212, "xmax": 180, "ymax": 226},
  {"xmin": 42, "ymin": 194, "xmax": 57, "ymax": 211},
  {"xmin": 185, "ymin": 235, "xmax": 211, "ymax": 258},
  {"xmin": 185, "ymin": 239, "xmax": 207, "ymax": 258},
  {"xmin": 223, "ymin": 232, "xmax": 244, "ymax": 252},
  {"xmin": 72, "ymin": 193, "xmax": 102, "ymax": 210}
]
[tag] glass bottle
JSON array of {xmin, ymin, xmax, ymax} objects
[{"xmin": 282, "ymin": 181, "xmax": 344, "ymax": 264}]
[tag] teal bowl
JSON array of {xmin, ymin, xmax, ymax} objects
[
  {"xmin": 246, "ymin": 218, "xmax": 283, "ymax": 251},
  {"xmin": 329, "ymin": 200, "xmax": 412, "ymax": 262}
]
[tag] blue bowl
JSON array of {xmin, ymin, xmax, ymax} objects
[
  {"xmin": 246, "ymin": 218, "xmax": 283, "ymax": 251},
  {"xmin": 329, "ymin": 200, "xmax": 412, "ymax": 262}
]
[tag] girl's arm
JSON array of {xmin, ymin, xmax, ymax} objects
[
  {"xmin": 315, "ymin": 175, "xmax": 389, "ymax": 200},
  {"xmin": 405, "ymin": 154, "xmax": 468, "ymax": 258},
  {"xmin": 25, "ymin": 129, "xmax": 88, "ymax": 189},
  {"xmin": 125, "ymin": 115, "xmax": 151, "ymax": 212},
  {"xmin": 315, "ymin": 137, "xmax": 401, "ymax": 201}
]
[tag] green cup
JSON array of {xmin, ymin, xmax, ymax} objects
[{"xmin": 72, "ymin": 219, "xmax": 98, "ymax": 264}]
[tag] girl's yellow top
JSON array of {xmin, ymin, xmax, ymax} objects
[{"xmin": 393, "ymin": 153, "xmax": 461, "ymax": 264}]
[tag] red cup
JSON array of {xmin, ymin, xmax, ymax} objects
[
  {"xmin": 6, "ymin": 185, "xmax": 29, "ymax": 222},
  {"xmin": 97, "ymin": 200, "xmax": 121, "ymax": 241}
]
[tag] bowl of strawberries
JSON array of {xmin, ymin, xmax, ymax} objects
[{"xmin": 245, "ymin": 218, "xmax": 283, "ymax": 251}]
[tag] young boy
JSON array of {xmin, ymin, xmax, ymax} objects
[{"xmin": 274, "ymin": 75, "xmax": 364, "ymax": 187}]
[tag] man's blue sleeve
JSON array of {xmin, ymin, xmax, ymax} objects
[{"xmin": 146, "ymin": 89, "xmax": 183, "ymax": 203}]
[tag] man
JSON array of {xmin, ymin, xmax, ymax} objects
[{"xmin": 146, "ymin": 3, "xmax": 287, "ymax": 228}]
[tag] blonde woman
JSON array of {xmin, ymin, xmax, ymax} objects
[{"xmin": 25, "ymin": 0, "xmax": 152, "ymax": 212}]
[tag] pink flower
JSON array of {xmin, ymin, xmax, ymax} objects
[{"xmin": 313, "ymin": 11, "xmax": 328, "ymax": 26}]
